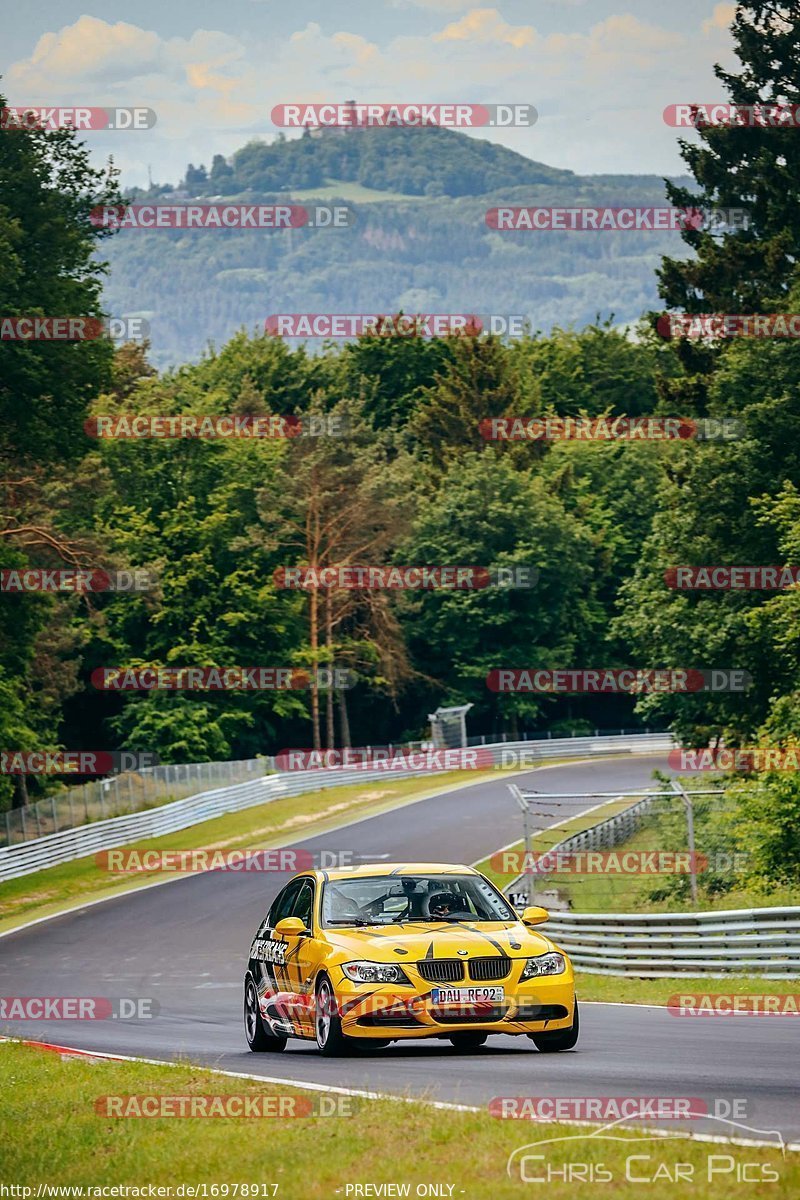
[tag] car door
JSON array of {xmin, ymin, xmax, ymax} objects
[
  {"xmin": 250, "ymin": 878, "xmax": 304, "ymax": 1033},
  {"xmin": 288, "ymin": 878, "xmax": 327, "ymax": 1035}
]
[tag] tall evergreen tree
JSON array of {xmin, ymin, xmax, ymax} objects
[{"xmin": 659, "ymin": 2, "xmax": 800, "ymax": 315}]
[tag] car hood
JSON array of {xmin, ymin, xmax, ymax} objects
[{"xmin": 323, "ymin": 920, "xmax": 554, "ymax": 961}]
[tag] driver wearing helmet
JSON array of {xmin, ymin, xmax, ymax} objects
[{"xmin": 426, "ymin": 890, "xmax": 464, "ymax": 918}]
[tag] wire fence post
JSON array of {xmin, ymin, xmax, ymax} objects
[
  {"xmin": 671, "ymin": 780, "xmax": 699, "ymax": 909},
  {"xmin": 523, "ymin": 801, "xmax": 534, "ymax": 907},
  {"xmin": 509, "ymin": 784, "xmax": 533, "ymax": 908}
]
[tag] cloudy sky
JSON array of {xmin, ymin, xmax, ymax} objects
[{"xmin": 2, "ymin": 1, "xmax": 741, "ymax": 187}]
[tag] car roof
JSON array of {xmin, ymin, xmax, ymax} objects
[{"xmin": 311, "ymin": 862, "xmax": 479, "ymax": 882}]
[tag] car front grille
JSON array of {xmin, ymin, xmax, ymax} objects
[
  {"xmin": 468, "ymin": 957, "xmax": 511, "ymax": 981},
  {"xmin": 416, "ymin": 959, "xmax": 464, "ymax": 983}
]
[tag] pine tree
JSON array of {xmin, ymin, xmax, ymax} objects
[{"xmin": 659, "ymin": 2, "xmax": 800, "ymax": 315}]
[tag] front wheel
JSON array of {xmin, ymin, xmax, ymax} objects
[
  {"xmin": 449, "ymin": 1033, "xmax": 488, "ymax": 1051},
  {"xmin": 315, "ymin": 975, "xmax": 350, "ymax": 1057},
  {"xmin": 529, "ymin": 1000, "xmax": 579, "ymax": 1052},
  {"xmin": 244, "ymin": 976, "xmax": 287, "ymax": 1052}
]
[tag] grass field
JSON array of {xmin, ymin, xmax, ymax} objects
[
  {"xmin": 284, "ymin": 180, "xmax": 424, "ymax": 203},
  {"xmin": 1, "ymin": 1040, "xmax": 795, "ymax": 1198},
  {"xmin": 576, "ymin": 972, "xmax": 797, "ymax": 1005}
]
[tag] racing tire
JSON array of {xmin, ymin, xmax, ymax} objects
[
  {"xmin": 448, "ymin": 1033, "xmax": 488, "ymax": 1051},
  {"xmin": 244, "ymin": 976, "xmax": 287, "ymax": 1052},
  {"xmin": 315, "ymin": 974, "xmax": 351, "ymax": 1057},
  {"xmin": 529, "ymin": 1000, "xmax": 580, "ymax": 1052}
]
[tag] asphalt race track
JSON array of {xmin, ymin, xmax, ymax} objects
[{"xmin": 2, "ymin": 754, "xmax": 798, "ymax": 1145}]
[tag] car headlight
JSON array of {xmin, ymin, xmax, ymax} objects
[
  {"xmin": 520, "ymin": 952, "xmax": 566, "ymax": 980},
  {"xmin": 341, "ymin": 961, "xmax": 412, "ymax": 984}
]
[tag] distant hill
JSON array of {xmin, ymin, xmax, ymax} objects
[
  {"xmin": 105, "ymin": 127, "xmax": 693, "ymax": 367},
  {"xmin": 161, "ymin": 125, "xmax": 577, "ymax": 200}
]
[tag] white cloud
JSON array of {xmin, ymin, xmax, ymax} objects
[
  {"xmin": 435, "ymin": 9, "xmax": 537, "ymax": 48},
  {"xmin": 702, "ymin": 3, "xmax": 736, "ymax": 34},
  {"xmin": 3, "ymin": 7, "xmax": 742, "ymax": 184}
]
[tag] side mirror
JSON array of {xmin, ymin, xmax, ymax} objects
[
  {"xmin": 274, "ymin": 916, "xmax": 308, "ymax": 937},
  {"xmin": 521, "ymin": 906, "xmax": 549, "ymax": 926}
]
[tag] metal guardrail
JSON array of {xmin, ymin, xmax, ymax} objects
[
  {"xmin": 1, "ymin": 758, "xmax": 266, "ymax": 847},
  {"xmin": 501, "ymin": 783, "xmax": 799, "ymax": 976},
  {"xmin": 0, "ymin": 733, "xmax": 673, "ymax": 882},
  {"xmin": 545, "ymin": 907, "xmax": 800, "ymax": 977},
  {"xmin": 2, "ymin": 728, "xmax": 670, "ymax": 848}
]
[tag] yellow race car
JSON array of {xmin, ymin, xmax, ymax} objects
[{"xmin": 243, "ymin": 862, "xmax": 578, "ymax": 1055}]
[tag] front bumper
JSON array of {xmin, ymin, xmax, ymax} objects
[{"xmin": 333, "ymin": 967, "xmax": 575, "ymax": 1039}]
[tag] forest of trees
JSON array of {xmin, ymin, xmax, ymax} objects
[{"xmin": 1, "ymin": 2, "xmax": 799, "ymax": 895}]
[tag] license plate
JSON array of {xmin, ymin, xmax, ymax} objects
[{"xmin": 431, "ymin": 987, "xmax": 504, "ymax": 1004}]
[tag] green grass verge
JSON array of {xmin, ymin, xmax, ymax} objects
[
  {"xmin": 1, "ymin": 1041, "xmax": 794, "ymax": 1197},
  {"xmin": 576, "ymin": 972, "xmax": 797, "ymax": 1005}
]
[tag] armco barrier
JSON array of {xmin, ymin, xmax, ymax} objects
[
  {"xmin": 545, "ymin": 907, "xmax": 800, "ymax": 977},
  {"xmin": 0, "ymin": 733, "xmax": 672, "ymax": 882}
]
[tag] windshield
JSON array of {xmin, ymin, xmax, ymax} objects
[{"xmin": 321, "ymin": 873, "xmax": 516, "ymax": 927}]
